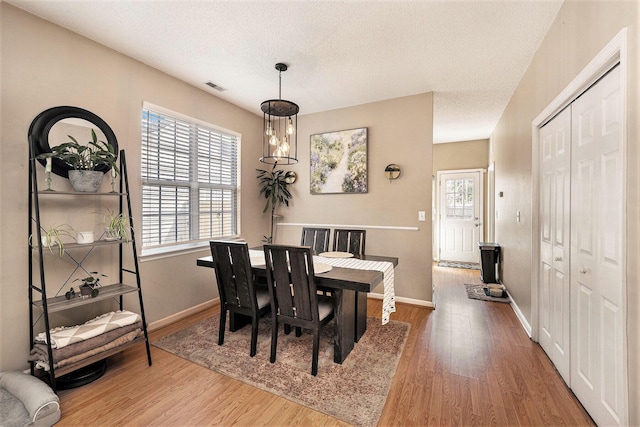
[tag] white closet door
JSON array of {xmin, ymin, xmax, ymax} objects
[
  {"xmin": 538, "ymin": 107, "xmax": 571, "ymax": 383},
  {"xmin": 570, "ymin": 65, "xmax": 625, "ymax": 426}
]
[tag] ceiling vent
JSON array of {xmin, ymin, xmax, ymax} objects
[{"xmin": 205, "ymin": 81, "xmax": 227, "ymax": 91}]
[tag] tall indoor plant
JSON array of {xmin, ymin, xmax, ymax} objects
[{"xmin": 257, "ymin": 164, "xmax": 292, "ymax": 243}]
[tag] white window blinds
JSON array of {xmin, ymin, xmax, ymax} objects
[{"xmin": 141, "ymin": 106, "xmax": 239, "ymax": 249}]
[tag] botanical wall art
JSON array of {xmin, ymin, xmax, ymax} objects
[{"xmin": 310, "ymin": 127, "xmax": 368, "ymax": 194}]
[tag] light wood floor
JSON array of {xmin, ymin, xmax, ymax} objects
[{"xmin": 56, "ymin": 266, "xmax": 594, "ymax": 426}]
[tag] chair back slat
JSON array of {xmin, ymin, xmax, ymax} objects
[
  {"xmin": 300, "ymin": 227, "xmax": 330, "ymax": 253},
  {"xmin": 333, "ymin": 229, "xmax": 366, "ymax": 255}
]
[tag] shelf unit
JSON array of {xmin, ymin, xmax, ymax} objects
[{"xmin": 28, "ymin": 149, "xmax": 152, "ymax": 391}]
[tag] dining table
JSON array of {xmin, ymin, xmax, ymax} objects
[{"xmin": 197, "ymin": 248, "xmax": 398, "ymax": 364}]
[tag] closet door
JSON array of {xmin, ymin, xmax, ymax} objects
[
  {"xmin": 538, "ymin": 107, "xmax": 571, "ymax": 383},
  {"xmin": 570, "ymin": 65, "xmax": 625, "ymax": 426}
]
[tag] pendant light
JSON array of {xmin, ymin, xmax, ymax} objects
[{"xmin": 260, "ymin": 63, "xmax": 299, "ymax": 164}]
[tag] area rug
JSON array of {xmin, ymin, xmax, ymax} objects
[
  {"xmin": 438, "ymin": 260, "xmax": 480, "ymax": 270},
  {"xmin": 153, "ymin": 315, "xmax": 410, "ymax": 427},
  {"xmin": 464, "ymin": 283, "xmax": 510, "ymax": 303}
]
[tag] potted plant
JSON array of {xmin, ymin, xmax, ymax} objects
[
  {"xmin": 96, "ymin": 208, "xmax": 130, "ymax": 241},
  {"xmin": 36, "ymin": 129, "xmax": 118, "ymax": 192},
  {"xmin": 256, "ymin": 164, "xmax": 293, "ymax": 243},
  {"xmin": 29, "ymin": 224, "xmax": 75, "ymax": 256},
  {"xmin": 73, "ymin": 272, "xmax": 106, "ymax": 298}
]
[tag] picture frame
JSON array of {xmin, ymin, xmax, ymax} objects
[{"xmin": 310, "ymin": 127, "xmax": 368, "ymax": 194}]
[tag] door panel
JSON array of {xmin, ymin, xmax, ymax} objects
[
  {"xmin": 570, "ymin": 65, "xmax": 625, "ymax": 426},
  {"xmin": 538, "ymin": 107, "xmax": 571, "ymax": 382}
]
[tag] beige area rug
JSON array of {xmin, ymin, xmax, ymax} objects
[{"xmin": 153, "ymin": 314, "xmax": 410, "ymax": 427}]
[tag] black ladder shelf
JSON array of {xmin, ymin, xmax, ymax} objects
[{"xmin": 28, "ymin": 149, "xmax": 152, "ymax": 391}]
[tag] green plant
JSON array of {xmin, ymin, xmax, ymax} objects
[
  {"xmin": 36, "ymin": 129, "xmax": 119, "ymax": 174},
  {"xmin": 256, "ymin": 164, "xmax": 293, "ymax": 243},
  {"xmin": 96, "ymin": 208, "xmax": 130, "ymax": 241},
  {"xmin": 30, "ymin": 224, "xmax": 74, "ymax": 256}
]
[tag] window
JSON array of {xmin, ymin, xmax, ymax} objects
[
  {"xmin": 445, "ymin": 178, "xmax": 474, "ymax": 219},
  {"xmin": 141, "ymin": 104, "xmax": 240, "ymax": 253}
]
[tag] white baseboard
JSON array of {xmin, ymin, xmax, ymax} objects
[
  {"xmin": 148, "ymin": 298, "xmax": 220, "ymax": 332},
  {"xmin": 367, "ymin": 293, "xmax": 434, "ymax": 309},
  {"xmin": 505, "ymin": 288, "xmax": 532, "ymax": 337}
]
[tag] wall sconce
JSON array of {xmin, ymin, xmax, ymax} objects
[{"xmin": 384, "ymin": 164, "xmax": 401, "ymax": 182}]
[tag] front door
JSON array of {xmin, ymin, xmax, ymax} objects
[{"xmin": 438, "ymin": 170, "xmax": 483, "ymax": 263}]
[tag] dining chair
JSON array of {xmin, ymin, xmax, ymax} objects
[
  {"xmin": 300, "ymin": 227, "xmax": 331, "ymax": 253},
  {"xmin": 209, "ymin": 240, "xmax": 270, "ymax": 357},
  {"xmin": 333, "ymin": 228, "xmax": 366, "ymax": 255},
  {"xmin": 263, "ymin": 244, "xmax": 334, "ymax": 376}
]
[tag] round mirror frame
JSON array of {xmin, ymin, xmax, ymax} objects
[
  {"xmin": 29, "ymin": 106, "xmax": 118, "ymax": 178},
  {"xmin": 384, "ymin": 164, "xmax": 401, "ymax": 180},
  {"xmin": 284, "ymin": 171, "xmax": 297, "ymax": 184}
]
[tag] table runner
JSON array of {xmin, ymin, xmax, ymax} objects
[{"xmin": 313, "ymin": 255, "xmax": 396, "ymax": 325}]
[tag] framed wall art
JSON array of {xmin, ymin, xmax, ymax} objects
[{"xmin": 310, "ymin": 127, "xmax": 368, "ymax": 194}]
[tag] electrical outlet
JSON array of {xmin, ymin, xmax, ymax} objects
[{"xmin": 418, "ymin": 211, "xmax": 426, "ymax": 222}]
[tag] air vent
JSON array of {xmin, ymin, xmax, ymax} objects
[{"xmin": 205, "ymin": 81, "xmax": 227, "ymax": 92}]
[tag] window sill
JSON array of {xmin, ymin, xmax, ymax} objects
[{"xmin": 140, "ymin": 237, "xmax": 243, "ymax": 262}]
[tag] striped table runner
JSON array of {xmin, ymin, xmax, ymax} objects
[{"xmin": 313, "ymin": 255, "xmax": 396, "ymax": 325}]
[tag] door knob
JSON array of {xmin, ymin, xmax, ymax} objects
[
  {"xmin": 555, "ymin": 257, "xmax": 562, "ymax": 262},
  {"xmin": 579, "ymin": 268, "xmax": 587, "ymax": 274}
]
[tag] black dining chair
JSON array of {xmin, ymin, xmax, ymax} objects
[
  {"xmin": 209, "ymin": 240, "xmax": 270, "ymax": 357},
  {"xmin": 263, "ymin": 244, "xmax": 334, "ymax": 376},
  {"xmin": 300, "ymin": 227, "xmax": 331, "ymax": 254},
  {"xmin": 333, "ymin": 228, "xmax": 366, "ymax": 256}
]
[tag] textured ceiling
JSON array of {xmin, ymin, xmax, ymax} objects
[{"xmin": 7, "ymin": 0, "xmax": 563, "ymax": 143}]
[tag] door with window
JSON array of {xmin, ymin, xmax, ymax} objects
[{"xmin": 437, "ymin": 170, "xmax": 483, "ymax": 263}]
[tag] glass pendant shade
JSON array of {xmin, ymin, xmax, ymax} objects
[{"xmin": 260, "ymin": 63, "xmax": 299, "ymax": 165}]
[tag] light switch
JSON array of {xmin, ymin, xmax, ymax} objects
[{"xmin": 418, "ymin": 211, "xmax": 426, "ymax": 222}]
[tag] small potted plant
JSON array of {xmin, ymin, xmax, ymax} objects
[
  {"xmin": 74, "ymin": 272, "xmax": 106, "ymax": 298},
  {"xmin": 29, "ymin": 224, "xmax": 75, "ymax": 256},
  {"xmin": 36, "ymin": 129, "xmax": 118, "ymax": 192},
  {"xmin": 96, "ymin": 208, "xmax": 130, "ymax": 241}
]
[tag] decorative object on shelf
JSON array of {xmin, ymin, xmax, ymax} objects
[
  {"xmin": 76, "ymin": 231, "xmax": 94, "ymax": 244},
  {"xmin": 74, "ymin": 272, "xmax": 106, "ymax": 298},
  {"xmin": 256, "ymin": 164, "xmax": 292, "ymax": 243},
  {"xmin": 260, "ymin": 63, "xmax": 299, "ymax": 165},
  {"xmin": 44, "ymin": 158, "xmax": 53, "ymax": 191},
  {"xmin": 29, "ymin": 224, "xmax": 75, "ymax": 256},
  {"xmin": 384, "ymin": 164, "xmax": 401, "ymax": 181},
  {"xmin": 29, "ymin": 106, "xmax": 119, "ymax": 179},
  {"xmin": 284, "ymin": 171, "xmax": 297, "ymax": 184},
  {"xmin": 36, "ymin": 128, "xmax": 118, "ymax": 193},
  {"xmin": 64, "ymin": 288, "xmax": 75, "ymax": 300},
  {"xmin": 97, "ymin": 208, "xmax": 130, "ymax": 241},
  {"xmin": 310, "ymin": 127, "xmax": 368, "ymax": 194}
]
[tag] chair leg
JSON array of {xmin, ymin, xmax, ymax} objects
[
  {"xmin": 284, "ymin": 324, "xmax": 291, "ymax": 335},
  {"xmin": 295, "ymin": 327, "xmax": 302, "ymax": 337},
  {"xmin": 250, "ymin": 316, "xmax": 258, "ymax": 357},
  {"xmin": 218, "ymin": 308, "xmax": 226, "ymax": 346},
  {"xmin": 311, "ymin": 328, "xmax": 320, "ymax": 376},
  {"xmin": 270, "ymin": 316, "xmax": 278, "ymax": 363}
]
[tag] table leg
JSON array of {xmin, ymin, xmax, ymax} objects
[
  {"xmin": 332, "ymin": 288, "xmax": 356, "ymax": 364},
  {"xmin": 355, "ymin": 291, "xmax": 368, "ymax": 342},
  {"xmin": 229, "ymin": 312, "xmax": 251, "ymax": 332}
]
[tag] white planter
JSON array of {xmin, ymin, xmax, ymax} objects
[{"xmin": 68, "ymin": 170, "xmax": 104, "ymax": 192}]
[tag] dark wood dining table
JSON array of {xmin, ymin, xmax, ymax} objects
[{"xmin": 197, "ymin": 251, "xmax": 398, "ymax": 364}]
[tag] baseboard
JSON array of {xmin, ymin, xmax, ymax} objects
[
  {"xmin": 505, "ymin": 288, "xmax": 532, "ymax": 337},
  {"xmin": 367, "ymin": 293, "xmax": 434, "ymax": 309},
  {"xmin": 148, "ymin": 298, "xmax": 220, "ymax": 332}
]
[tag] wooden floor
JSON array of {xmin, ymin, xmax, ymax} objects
[{"xmin": 56, "ymin": 265, "xmax": 595, "ymax": 426}]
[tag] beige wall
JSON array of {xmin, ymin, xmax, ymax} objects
[
  {"xmin": 490, "ymin": 0, "xmax": 639, "ymax": 423},
  {"xmin": 276, "ymin": 93, "xmax": 434, "ymax": 303},
  {"xmin": 0, "ymin": 4, "xmax": 267, "ymax": 370}
]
